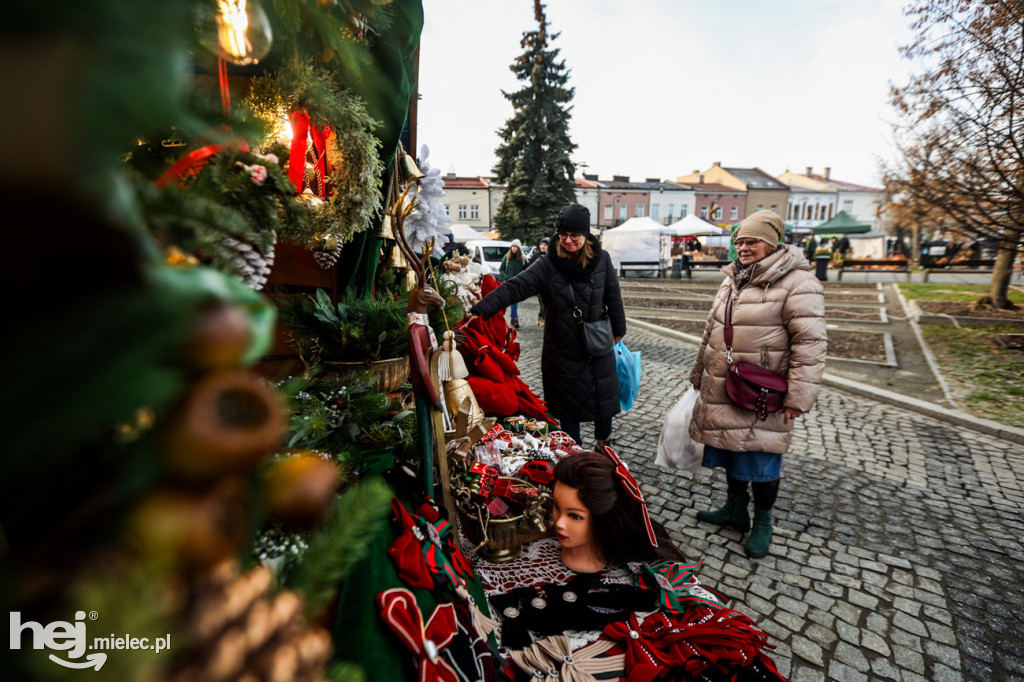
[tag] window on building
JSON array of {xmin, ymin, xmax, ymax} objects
[
  {"xmin": 756, "ymin": 204, "xmax": 764, "ymax": 212},
  {"xmin": 700, "ymin": 205, "xmax": 709, "ymax": 219},
  {"xmin": 458, "ymin": 204, "xmax": 467, "ymax": 220},
  {"xmin": 635, "ymin": 204, "xmax": 644, "ymax": 218},
  {"xmin": 680, "ymin": 205, "xmax": 688, "ymax": 217},
  {"xmin": 842, "ymin": 199, "xmax": 854, "ymax": 214},
  {"xmin": 619, "ymin": 203, "xmax": 628, "ymax": 220},
  {"xmin": 444, "ymin": 204, "xmax": 450, "ymax": 216},
  {"xmin": 667, "ymin": 203, "xmax": 675, "ymax": 218},
  {"xmin": 770, "ymin": 204, "xmax": 777, "ymax": 214},
  {"xmin": 730, "ymin": 206, "xmax": 738, "ymax": 220},
  {"xmin": 604, "ymin": 205, "xmax": 613, "ymax": 220},
  {"xmin": 470, "ymin": 205, "xmax": 479, "ymax": 220},
  {"xmin": 651, "ymin": 204, "xmax": 660, "ymax": 219},
  {"xmin": 713, "ymin": 206, "xmax": 723, "ymax": 220}
]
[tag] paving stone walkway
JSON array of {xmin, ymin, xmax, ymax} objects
[{"xmin": 510, "ymin": 297, "xmax": 1024, "ymax": 682}]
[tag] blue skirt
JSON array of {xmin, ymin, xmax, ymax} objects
[{"xmin": 702, "ymin": 445, "xmax": 782, "ymax": 482}]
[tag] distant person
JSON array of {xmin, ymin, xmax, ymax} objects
[
  {"xmin": 498, "ymin": 239, "xmax": 528, "ymax": 328},
  {"xmin": 837, "ymin": 236, "xmax": 850, "ymax": 256},
  {"xmin": 689, "ymin": 210, "xmax": 827, "ymax": 559},
  {"xmin": 527, "ymin": 237, "xmax": 550, "ymax": 325},
  {"xmin": 470, "ymin": 204, "xmax": 625, "ymax": 448},
  {"xmin": 804, "ymin": 235, "xmax": 818, "ymax": 260}
]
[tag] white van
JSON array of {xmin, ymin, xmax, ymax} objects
[{"xmin": 464, "ymin": 239, "xmax": 512, "ymax": 279}]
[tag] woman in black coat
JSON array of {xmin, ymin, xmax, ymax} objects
[{"xmin": 469, "ymin": 204, "xmax": 626, "ymax": 447}]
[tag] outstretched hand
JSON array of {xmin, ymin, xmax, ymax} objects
[{"xmin": 783, "ymin": 407, "xmax": 802, "ymax": 423}]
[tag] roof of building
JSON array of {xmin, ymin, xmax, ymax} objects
[
  {"xmin": 633, "ymin": 179, "xmax": 694, "ymax": 191},
  {"xmin": 724, "ymin": 167, "xmax": 788, "ymax": 190},
  {"xmin": 687, "ymin": 182, "xmax": 746, "ymax": 194},
  {"xmin": 600, "ymin": 176, "xmax": 640, "ymax": 190},
  {"xmin": 809, "ymin": 175, "xmax": 881, "ymax": 192},
  {"xmin": 574, "ymin": 177, "xmax": 600, "ymax": 189},
  {"xmin": 441, "ymin": 176, "xmax": 490, "ymax": 189}
]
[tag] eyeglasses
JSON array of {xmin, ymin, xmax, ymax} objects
[{"xmin": 559, "ymin": 232, "xmax": 584, "ymax": 241}]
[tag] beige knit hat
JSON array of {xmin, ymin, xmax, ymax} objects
[{"xmin": 735, "ymin": 210, "xmax": 785, "ymax": 247}]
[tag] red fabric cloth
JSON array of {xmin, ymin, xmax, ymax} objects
[
  {"xmin": 467, "ymin": 376, "xmax": 519, "ymax": 416},
  {"xmin": 456, "ymin": 298, "xmax": 551, "ymax": 421},
  {"xmin": 473, "ymin": 350, "xmax": 506, "ymax": 383}
]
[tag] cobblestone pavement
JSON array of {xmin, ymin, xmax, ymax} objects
[{"xmin": 510, "ymin": 297, "xmax": 1024, "ymax": 681}]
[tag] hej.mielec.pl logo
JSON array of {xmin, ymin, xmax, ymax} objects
[{"xmin": 10, "ymin": 610, "xmax": 171, "ymax": 671}]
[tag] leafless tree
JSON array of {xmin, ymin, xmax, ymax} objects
[{"xmin": 886, "ymin": 0, "xmax": 1023, "ymax": 308}]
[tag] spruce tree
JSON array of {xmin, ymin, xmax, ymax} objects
[{"xmin": 492, "ymin": 0, "xmax": 578, "ymax": 246}]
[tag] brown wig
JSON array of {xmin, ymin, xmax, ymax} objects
[
  {"xmin": 552, "ymin": 452, "xmax": 686, "ymax": 567},
  {"xmin": 555, "ymin": 238, "xmax": 594, "ymax": 269}
]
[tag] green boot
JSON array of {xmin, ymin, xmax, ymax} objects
[
  {"xmin": 696, "ymin": 492, "xmax": 751, "ymax": 532},
  {"xmin": 745, "ymin": 507, "xmax": 773, "ymax": 558}
]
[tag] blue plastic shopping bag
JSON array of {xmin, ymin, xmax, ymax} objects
[{"xmin": 615, "ymin": 340, "xmax": 641, "ymax": 411}]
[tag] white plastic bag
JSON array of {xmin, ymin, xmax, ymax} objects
[{"xmin": 655, "ymin": 387, "xmax": 705, "ymax": 471}]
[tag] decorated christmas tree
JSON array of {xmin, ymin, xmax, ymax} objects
[
  {"xmin": 492, "ymin": 0, "xmax": 579, "ymax": 245},
  {"xmin": 404, "ymin": 144, "xmax": 452, "ymax": 256}
]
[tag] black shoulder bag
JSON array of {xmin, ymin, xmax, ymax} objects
[{"xmin": 569, "ymin": 282, "xmax": 614, "ymax": 358}]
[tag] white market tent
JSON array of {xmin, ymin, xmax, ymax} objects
[
  {"xmin": 665, "ymin": 214, "xmax": 729, "ymax": 237},
  {"xmin": 448, "ymin": 223, "xmax": 491, "ymax": 243},
  {"xmin": 848, "ymin": 230, "xmax": 887, "ymax": 259},
  {"xmin": 602, "ymin": 218, "xmax": 672, "ymax": 276},
  {"xmin": 605, "ymin": 216, "xmax": 666, "ymax": 233}
]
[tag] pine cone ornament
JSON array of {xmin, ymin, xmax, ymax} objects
[
  {"xmin": 312, "ymin": 246, "xmax": 341, "ymax": 269},
  {"xmin": 222, "ymin": 234, "xmax": 276, "ymax": 290},
  {"xmin": 169, "ymin": 561, "xmax": 332, "ymax": 682}
]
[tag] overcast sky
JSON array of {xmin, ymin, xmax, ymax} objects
[{"xmin": 416, "ymin": 0, "xmax": 915, "ymax": 188}]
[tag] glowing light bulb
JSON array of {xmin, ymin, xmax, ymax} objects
[{"xmin": 210, "ymin": 0, "xmax": 273, "ymax": 66}]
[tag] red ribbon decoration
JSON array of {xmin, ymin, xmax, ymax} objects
[
  {"xmin": 217, "ymin": 57, "xmax": 232, "ymax": 117},
  {"xmin": 600, "ymin": 444, "xmax": 658, "ymax": 548},
  {"xmin": 376, "ymin": 588, "xmax": 460, "ymax": 682},
  {"xmin": 287, "ymin": 110, "xmax": 332, "ymax": 198},
  {"xmin": 287, "ymin": 110, "xmax": 310, "ymax": 194},
  {"xmin": 479, "ymin": 424, "xmax": 512, "ymax": 445},
  {"xmin": 155, "ymin": 144, "xmax": 221, "ymax": 187}
]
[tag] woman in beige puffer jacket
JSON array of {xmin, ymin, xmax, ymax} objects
[{"xmin": 689, "ymin": 211, "xmax": 827, "ymax": 558}]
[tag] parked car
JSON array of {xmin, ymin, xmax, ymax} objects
[{"xmin": 464, "ymin": 239, "xmax": 512, "ymax": 280}]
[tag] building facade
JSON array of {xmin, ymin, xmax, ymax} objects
[
  {"xmin": 777, "ymin": 167, "xmax": 837, "ymax": 234},
  {"xmin": 591, "ymin": 175, "xmax": 650, "ymax": 229},
  {"xmin": 778, "ymin": 167, "xmax": 883, "ymax": 230},
  {"xmin": 634, "ymin": 179, "xmax": 697, "ymax": 225},
  {"xmin": 687, "ymin": 183, "xmax": 746, "ymax": 226},
  {"xmin": 573, "ymin": 177, "xmax": 601, "ymax": 232},
  {"xmin": 677, "ymin": 162, "xmax": 790, "ymax": 220},
  {"xmin": 440, "ymin": 176, "xmax": 491, "ymax": 231}
]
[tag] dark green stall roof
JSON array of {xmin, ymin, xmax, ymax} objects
[{"xmin": 812, "ymin": 211, "xmax": 871, "ymax": 235}]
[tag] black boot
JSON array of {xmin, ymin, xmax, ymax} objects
[
  {"xmin": 745, "ymin": 507, "xmax": 773, "ymax": 558},
  {"xmin": 696, "ymin": 492, "xmax": 751, "ymax": 532}
]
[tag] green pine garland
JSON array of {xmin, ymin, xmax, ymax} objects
[
  {"xmin": 286, "ymin": 476, "xmax": 392, "ymax": 617},
  {"xmin": 134, "ymin": 147, "xmax": 307, "ymax": 280},
  {"xmin": 266, "ymin": 0, "xmax": 395, "ymax": 86},
  {"xmin": 277, "ymin": 371, "xmax": 416, "ymax": 457}
]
